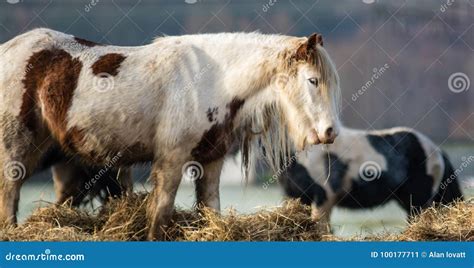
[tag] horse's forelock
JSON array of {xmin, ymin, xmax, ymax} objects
[
  {"xmin": 280, "ymin": 42, "xmax": 341, "ymax": 118},
  {"xmin": 315, "ymin": 46, "xmax": 342, "ymax": 117}
]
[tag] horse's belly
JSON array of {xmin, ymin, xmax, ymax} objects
[
  {"xmin": 61, "ymin": 107, "xmax": 156, "ymax": 165},
  {"xmin": 337, "ymin": 174, "xmax": 395, "ymax": 209},
  {"xmin": 66, "ymin": 127, "xmax": 155, "ymax": 165}
]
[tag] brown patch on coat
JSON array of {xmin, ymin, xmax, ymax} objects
[
  {"xmin": 21, "ymin": 49, "xmax": 83, "ymax": 142},
  {"xmin": 74, "ymin": 37, "xmax": 102, "ymax": 47},
  {"xmin": 63, "ymin": 127, "xmax": 86, "ymax": 153},
  {"xmin": 91, "ymin": 53, "xmax": 126, "ymax": 76},
  {"xmin": 191, "ymin": 98, "xmax": 245, "ymax": 164},
  {"xmin": 121, "ymin": 142, "xmax": 154, "ymax": 164},
  {"xmin": 206, "ymin": 107, "xmax": 218, "ymax": 122}
]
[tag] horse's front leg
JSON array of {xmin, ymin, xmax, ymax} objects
[
  {"xmin": 0, "ymin": 172, "xmax": 23, "ymax": 225},
  {"xmin": 0, "ymin": 129, "xmax": 47, "ymax": 225},
  {"xmin": 146, "ymin": 158, "xmax": 185, "ymax": 241},
  {"xmin": 195, "ymin": 158, "xmax": 224, "ymax": 211},
  {"xmin": 311, "ymin": 186, "xmax": 335, "ymax": 228},
  {"xmin": 52, "ymin": 161, "xmax": 88, "ymax": 206},
  {"xmin": 116, "ymin": 167, "xmax": 133, "ymax": 196},
  {"xmin": 311, "ymin": 199, "xmax": 334, "ymax": 223}
]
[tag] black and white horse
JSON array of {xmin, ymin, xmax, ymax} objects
[{"xmin": 281, "ymin": 127, "xmax": 464, "ymax": 222}]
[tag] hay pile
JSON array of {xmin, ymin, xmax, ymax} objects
[
  {"xmin": 0, "ymin": 194, "xmax": 472, "ymax": 241},
  {"xmin": 337, "ymin": 199, "xmax": 474, "ymax": 242},
  {"xmin": 0, "ymin": 194, "xmax": 327, "ymax": 241},
  {"xmin": 0, "ymin": 202, "xmax": 98, "ymax": 241},
  {"xmin": 396, "ymin": 199, "xmax": 473, "ymax": 241}
]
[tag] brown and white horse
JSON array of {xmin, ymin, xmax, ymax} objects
[{"xmin": 0, "ymin": 29, "xmax": 341, "ymax": 239}]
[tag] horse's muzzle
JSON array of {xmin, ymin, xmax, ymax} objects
[
  {"xmin": 308, "ymin": 127, "xmax": 337, "ymax": 145},
  {"xmin": 307, "ymin": 129, "xmax": 321, "ymax": 145},
  {"xmin": 321, "ymin": 127, "xmax": 337, "ymax": 144}
]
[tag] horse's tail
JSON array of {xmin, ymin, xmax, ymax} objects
[{"xmin": 432, "ymin": 152, "xmax": 463, "ymax": 204}]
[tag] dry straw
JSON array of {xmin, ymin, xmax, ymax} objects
[{"xmin": 0, "ymin": 194, "xmax": 472, "ymax": 241}]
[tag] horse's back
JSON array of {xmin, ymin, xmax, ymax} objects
[
  {"xmin": 359, "ymin": 127, "xmax": 460, "ymax": 210},
  {"xmin": 367, "ymin": 127, "xmax": 443, "ymax": 180},
  {"xmin": 1, "ymin": 29, "xmax": 57, "ymax": 109},
  {"xmin": 1, "ymin": 28, "xmax": 58, "ymax": 54}
]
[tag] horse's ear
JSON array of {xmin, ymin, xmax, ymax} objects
[
  {"xmin": 295, "ymin": 33, "xmax": 323, "ymax": 60},
  {"xmin": 308, "ymin": 33, "xmax": 323, "ymax": 47}
]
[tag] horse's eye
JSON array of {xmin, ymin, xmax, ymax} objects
[{"xmin": 308, "ymin": 78, "xmax": 319, "ymax": 87}]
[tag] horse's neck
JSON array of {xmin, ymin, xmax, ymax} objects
[
  {"xmin": 162, "ymin": 34, "xmax": 289, "ymax": 100},
  {"xmin": 148, "ymin": 34, "xmax": 293, "ymax": 134}
]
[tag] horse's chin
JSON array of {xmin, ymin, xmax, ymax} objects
[
  {"xmin": 292, "ymin": 132, "xmax": 317, "ymax": 151},
  {"xmin": 306, "ymin": 129, "xmax": 321, "ymax": 146},
  {"xmin": 297, "ymin": 129, "xmax": 321, "ymax": 151},
  {"xmin": 296, "ymin": 137, "xmax": 309, "ymax": 151}
]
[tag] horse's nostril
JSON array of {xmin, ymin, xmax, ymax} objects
[{"xmin": 325, "ymin": 127, "xmax": 334, "ymax": 138}]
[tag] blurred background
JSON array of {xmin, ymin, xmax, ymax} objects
[{"xmin": 0, "ymin": 0, "xmax": 472, "ymax": 237}]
